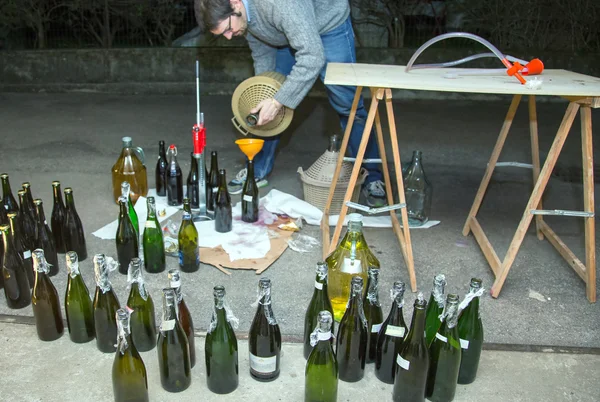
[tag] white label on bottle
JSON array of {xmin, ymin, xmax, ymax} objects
[
  {"xmin": 397, "ymin": 355, "xmax": 410, "ymax": 371},
  {"xmin": 318, "ymin": 331, "xmax": 332, "ymax": 341},
  {"xmin": 314, "ymin": 281, "xmax": 323, "ymax": 290},
  {"xmin": 371, "ymin": 323, "xmax": 382, "ymax": 333},
  {"xmin": 460, "ymin": 339, "xmax": 470, "ymax": 349},
  {"xmin": 341, "ymin": 258, "xmax": 361, "ymax": 274},
  {"xmin": 385, "ymin": 325, "xmax": 406, "ymax": 338},
  {"xmin": 160, "ymin": 320, "xmax": 175, "ymax": 332},
  {"xmin": 23, "ymin": 250, "xmax": 32, "ymax": 259},
  {"xmin": 243, "ymin": 194, "xmax": 253, "ymax": 202},
  {"xmin": 435, "ymin": 333, "xmax": 448, "ymax": 343},
  {"xmin": 145, "ymin": 220, "xmax": 156, "ymax": 229},
  {"xmin": 212, "ymin": 187, "xmax": 218, "ymax": 193},
  {"xmin": 170, "ymin": 280, "xmax": 181, "ymax": 289},
  {"xmin": 249, "ymin": 353, "xmax": 277, "ymax": 374}
]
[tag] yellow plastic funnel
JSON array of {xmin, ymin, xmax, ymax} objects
[{"xmin": 235, "ymin": 139, "xmax": 264, "ymax": 161}]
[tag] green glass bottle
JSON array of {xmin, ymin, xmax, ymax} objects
[
  {"xmin": 393, "ymin": 293, "xmax": 429, "ymax": 402},
  {"xmin": 126, "ymin": 258, "xmax": 157, "ymax": 352},
  {"xmin": 425, "ymin": 274, "xmax": 446, "ymax": 346},
  {"xmin": 51, "ymin": 181, "xmax": 67, "ymax": 253},
  {"xmin": 18, "ymin": 189, "xmax": 37, "ymax": 250},
  {"xmin": 7, "ymin": 212, "xmax": 34, "ymax": 288},
  {"xmin": 207, "ymin": 151, "xmax": 219, "ymax": 212},
  {"xmin": 364, "ymin": 267, "xmax": 384, "ymax": 363},
  {"xmin": 178, "ymin": 198, "xmax": 199, "ymax": 272},
  {"xmin": 142, "ymin": 196, "xmax": 165, "ymax": 273},
  {"xmin": 63, "ymin": 187, "xmax": 87, "ymax": 261},
  {"xmin": 168, "ymin": 269, "xmax": 196, "ymax": 368},
  {"xmin": 336, "ymin": 276, "xmax": 368, "ymax": 382},
  {"xmin": 205, "ymin": 285, "xmax": 239, "ymax": 394},
  {"xmin": 158, "ymin": 287, "xmax": 192, "ymax": 392},
  {"xmin": 375, "ymin": 281, "xmax": 408, "ymax": 384},
  {"xmin": 1, "ymin": 173, "xmax": 19, "ymax": 213},
  {"xmin": 116, "ymin": 197, "xmax": 139, "ymax": 275},
  {"xmin": 457, "ymin": 278, "xmax": 484, "ymax": 385},
  {"xmin": 22, "ymin": 182, "xmax": 36, "ymax": 217},
  {"xmin": 0, "ymin": 224, "xmax": 31, "ymax": 309},
  {"xmin": 426, "ymin": 294, "xmax": 461, "ymax": 402},
  {"xmin": 122, "ymin": 181, "xmax": 139, "ymax": 237},
  {"xmin": 33, "ymin": 199, "xmax": 59, "ymax": 276},
  {"xmin": 303, "ymin": 261, "xmax": 334, "ymax": 359},
  {"xmin": 65, "ymin": 251, "xmax": 95, "ymax": 343},
  {"xmin": 241, "ymin": 160, "xmax": 259, "ymax": 223},
  {"xmin": 112, "ymin": 308, "xmax": 149, "ymax": 402},
  {"xmin": 214, "ymin": 169, "xmax": 232, "ymax": 233},
  {"xmin": 305, "ymin": 310, "xmax": 338, "ymax": 402},
  {"xmin": 249, "ymin": 278, "xmax": 282, "ymax": 382},
  {"xmin": 93, "ymin": 254, "xmax": 121, "ymax": 353},
  {"xmin": 31, "ymin": 248, "xmax": 64, "ymax": 341}
]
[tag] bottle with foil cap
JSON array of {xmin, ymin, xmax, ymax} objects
[
  {"xmin": 364, "ymin": 266, "xmax": 384, "ymax": 363},
  {"xmin": 178, "ymin": 199, "xmax": 199, "ymax": 272},
  {"xmin": 64, "ymin": 251, "xmax": 95, "ymax": 343},
  {"xmin": 115, "ymin": 197, "xmax": 139, "ymax": 275},
  {"xmin": 33, "ymin": 199, "xmax": 59, "ymax": 276},
  {"xmin": 31, "ymin": 249, "xmax": 64, "ymax": 341},
  {"xmin": 375, "ymin": 281, "xmax": 409, "ymax": 384},
  {"xmin": 7, "ymin": 212, "xmax": 34, "ymax": 287},
  {"xmin": 0, "ymin": 224, "xmax": 31, "ymax": 308},
  {"xmin": 305, "ymin": 310, "xmax": 338, "ymax": 401},
  {"xmin": 50, "ymin": 181, "xmax": 67, "ymax": 253},
  {"xmin": 1, "ymin": 173, "xmax": 18, "ymax": 213},
  {"xmin": 457, "ymin": 278, "xmax": 484, "ymax": 384},
  {"xmin": 112, "ymin": 136, "xmax": 148, "ymax": 204},
  {"xmin": 63, "ymin": 187, "xmax": 87, "ymax": 261},
  {"xmin": 303, "ymin": 261, "xmax": 334, "ymax": 359},
  {"xmin": 168, "ymin": 269, "xmax": 196, "ymax": 368},
  {"xmin": 92, "ymin": 254, "xmax": 121, "ymax": 353},
  {"xmin": 326, "ymin": 213, "xmax": 380, "ymax": 321},
  {"xmin": 112, "ymin": 308, "xmax": 149, "ymax": 402},
  {"xmin": 126, "ymin": 258, "xmax": 157, "ymax": 352},
  {"xmin": 18, "ymin": 189, "xmax": 36, "ymax": 249},
  {"xmin": 142, "ymin": 196, "xmax": 165, "ymax": 273},
  {"xmin": 425, "ymin": 274, "xmax": 446, "ymax": 346},
  {"xmin": 121, "ymin": 181, "xmax": 139, "ymax": 237}
]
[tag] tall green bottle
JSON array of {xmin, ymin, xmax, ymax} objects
[
  {"xmin": 51, "ymin": 181, "xmax": 67, "ymax": 253},
  {"xmin": 425, "ymin": 274, "xmax": 446, "ymax": 346},
  {"xmin": 121, "ymin": 181, "xmax": 139, "ymax": 237},
  {"xmin": 7, "ymin": 212, "xmax": 34, "ymax": 288},
  {"xmin": 241, "ymin": 160, "xmax": 259, "ymax": 223},
  {"xmin": 112, "ymin": 308, "xmax": 149, "ymax": 402},
  {"xmin": 249, "ymin": 278, "xmax": 282, "ymax": 382},
  {"xmin": 305, "ymin": 310, "xmax": 338, "ymax": 402},
  {"xmin": 65, "ymin": 251, "xmax": 95, "ymax": 343},
  {"xmin": 364, "ymin": 267, "xmax": 383, "ymax": 363},
  {"xmin": 63, "ymin": 187, "xmax": 87, "ymax": 261},
  {"xmin": 142, "ymin": 196, "xmax": 165, "ymax": 273},
  {"xmin": 93, "ymin": 254, "xmax": 121, "ymax": 353},
  {"xmin": 126, "ymin": 258, "xmax": 157, "ymax": 352},
  {"xmin": 303, "ymin": 261, "xmax": 334, "ymax": 359},
  {"xmin": 426, "ymin": 294, "xmax": 461, "ymax": 402},
  {"xmin": 0, "ymin": 224, "xmax": 31, "ymax": 309},
  {"xmin": 336, "ymin": 276, "xmax": 368, "ymax": 382},
  {"xmin": 33, "ymin": 199, "xmax": 59, "ymax": 276},
  {"xmin": 116, "ymin": 196, "xmax": 139, "ymax": 275},
  {"xmin": 457, "ymin": 278, "xmax": 484, "ymax": 384},
  {"xmin": 1, "ymin": 173, "xmax": 19, "ymax": 213},
  {"xmin": 214, "ymin": 170, "xmax": 232, "ymax": 233},
  {"xmin": 18, "ymin": 189, "xmax": 37, "ymax": 250},
  {"xmin": 178, "ymin": 198, "xmax": 199, "ymax": 272},
  {"xmin": 375, "ymin": 281, "xmax": 408, "ymax": 384},
  {"xmin": 31, "ymin": 249, "xmax": 64, "ymax": 341},
  {"xmin": 157, "ymin": 287, "xmax": 192, "ymax": 392},
  {"xmin": 393, "ymin": 293, "xmax": 429, "ymax": 402},
  {"xmin": 168, "ymin": 269, "xmax": 196, "ymax": 368},
  {"xmin": 205, "ymin": 285, "xmax": 239, "ymax": 394}
]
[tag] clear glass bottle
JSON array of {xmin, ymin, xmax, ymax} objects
[
  {"xmin": 425, "ymin": 274, "xmax": 446, "ymax": 346},
  {"xmin": 457, "ymin": 278, "xmax": 484, "ymax": 385},
  {"xmin": 65, "ymin": 251, "xmax": 95, "ymax": 343},
  {"xmin": 305, "ymin": 310, "xmax": 338, "ymax": 402},
  {"xmin": 51, "ymin": 181, "xmax": 67, "ymax": 253},
  {"xmin": 168, "ymin": 269, "xmax": 196, "ymax": 368},
  {"xmin": 403, "ymin": 150, "xmax": 432, "ymax": 227},
  {"xmin": 31, "ymin": 249, "xmax": 64, "ymax": 341},
  {"xmin": 126, "ymin": 258, "xmax": 157, "ymax": 352},
  {"xmin": 166, "ymin": 144, "xmax": 183, "ymax": 206},
  {"xmin": 121, "ymin": 181, "xmax": 139, "ymax": 237},
  {"xmin": 303, "ymin": 261, "xmax": 334, "ymax": 359},
  {"xmin": 93, "ymin": 254, "xmax": 121, "ymax": 353},
  {"xmin": 0, "ymin": 224, "xmax": 31, "ymax": 309},
  {"xmin": 364, "ymin": 266, "xmax": 384, "ymax": 364},
  {"xmin": 112, "ymin": 136, "xmax": 148, "ymax": 204},
  {"xmin": 142, "ymin": 196, "xmax": 165, "ymax": 273}
]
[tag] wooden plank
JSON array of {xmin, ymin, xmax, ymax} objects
[
  {"xmin": 539, "ymin": 221, "xmax": 587, "ymax": 282},
  {"xmin": 528, "ymin": 95, "xmax": 544, "ymax": 240},
  {"xmin": 581, "ymin": 106, "xmax": 597, "ymax": 302},
  {"xmin": 468, "ymin": 217, "xmax": 501, "ymax": 276}
]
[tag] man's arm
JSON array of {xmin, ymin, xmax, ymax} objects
[{"xmin": 246, "ymin": 33, "xmax": 277, "ymax": 75}]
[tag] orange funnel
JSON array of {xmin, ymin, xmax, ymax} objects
[{"xmin": 235, "ymin": 139, "xmax": 264, "ymax": 161}]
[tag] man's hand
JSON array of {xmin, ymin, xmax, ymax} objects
[{"xmin": 251, "ymin": 97, "xmax": 283, "ymax": 126}]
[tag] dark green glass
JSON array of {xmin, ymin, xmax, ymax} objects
[
  {"xmin": 158, "ymin": 287, "xmax": 192, "ymax": 393},
  {"xmin": 63, "ymin": 187, "xmax": 87, "ymax": 261},
  {"xmin": 93, "ymin": 254, "xmax": 121, "ymax": 353},
  {"xmin": 214, "ymin": 169, "xmax": 232, "ymax": 233},
  {"xmin": 126, "ymin": 258, "xmax": 157, "ymax": 352},
  {"xmin": 18, "ymin": 189, "xmax": 37, "ymax": 250},
  {"xmin": 336, "ymin": 276, "xmax": 367, "ymax": 382},
  {"xmin": 425, "ymin": 274, "xmax": 446, "ymax": 346},
  {"xmin": 186, "ymin": 152, "xmax": 200, "ymax": 209},
  {"xmin": 364, "ymin": 267, "xmax": 383, "ymax": 363},
  {"xmin": 65, "ymin": 251, "xmax": 95, "ymax": 343},
  {"xmin": 22, "ymin": 182, "xmax": 36, "ymax": 217},
  {"xmin": 31, "ymin": 249, "xmax": 64, "ymax": 341},
  {"xmin": 305, "ymin": 310, "xmax": 338, "ymax": 402},
  {"xmin": 33, "ymin": 199, "xmax": 59, "ymax": 276},
  {"xmin": 393, "ymin": 293, "xmax": 429, "ymax": 402},
  {"xmin": 178, "ymin": 199, "xmax": 199, "ymax": 272},
  {"xmin": 241, "ymin": 160, "xmax": 259, "ymax": 223},
  {"xmin": 303, "ymin": 261, "xmax": 334, "ymax": 359},
  {"xmin": 122, "ymin": 181, "xmax": 139, "ymax": 237},
  {"xmin": 169, "ymin": 269, "xmax": 196, "ymax": 368},
  {"xmin": 112, "ymin": 308, "xmax": 149, "ymax": 402},
  {"xmin": 205, "ymin": 286, "xmax": 239, "ymax": 394},
  {"xmin": 7, "ymin": 212, "xmax": 34, "ymax": 288},
  {"xmin": 156, "ymin": 140, "xmax": 168, "ymax": 197},
  {"xmin": 1, "ymin": 224, "xmax": 31, "ymax": 309},
  {"xmin": 207, "ymin": 151, "xmax": 219, "ymax": 212},
  {"xmin": 116, "ymin": 197, "xmax": 139, "ymax": 275},
  {"xmin": 0, "ymin": 197, "xmax": 8, "ymax": 225},
  {"xmin": 426, "ymin": 294, "xmax": 461, "ymax": 402},
  {"xmin": 457, "ymin": 278, "xmax": 484, "ymax": 385},
  {"xmin": 1, "ymin": 173, "xmax": 19, "ymax": 213},
  {"xmin": 142, "ymin": 197, "xmax": 165, "ymax": 273},
  {"xmin": 249, "ymin": 278, "xmax": 282, "ymax": 382},
  {"xmin": 51, "ymin": 181, "xmax": 67, "ymax": 253}
]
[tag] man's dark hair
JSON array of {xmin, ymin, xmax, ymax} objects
[{"xmin": 195, "ymin": 0, "xmax": 234, "ymax": 32}]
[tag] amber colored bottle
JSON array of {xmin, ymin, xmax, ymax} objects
[
  {"xmin": 112, "ymin": 136, "xmax": 148, "ymax": 204},
  {"xmin": 168, "ymin": 269, "xmax": 196, "ymax": 368},
  {"xmin": 31, "ymin": 249, "xmax": 64, "ymax": 341}
]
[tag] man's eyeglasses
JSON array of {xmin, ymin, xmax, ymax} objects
[{"xmin": 218, "ymin": 15, "xmax": 233, "ymax": 37}]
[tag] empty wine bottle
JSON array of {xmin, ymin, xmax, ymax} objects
[
  {"xmin": 303, "ymin": 261, "xmax": 334, "ymax": 359},
  {"xmin": 178, "ymin": 199, "xmax": 199, "ymax": 273},
  {"xmin": 206, "ymin": 285, "xmax": 239, "ymax": 394},
  {"xmin": 364, "ymin": 267, "xmax": 384, "ymax": 364},
  {"xmin": 393, "ymin": 293, "xmax": 429, "ymax": 402},
  {"xmin": 158, "ymin": 287, "xmax": 192, "ymax": 392},
  {"xmin": 126, "ymin": 258, "xmax": 157, "ymax": 352},
  {"xmin": 241, "ymin": 160, "xmax": 259, "ymax": 223},
  {"xmin": 112, "ymin": 308, "xmax": 149, "ymax": 402},
  {"xmin": 51, "ymin": 181, "xmax": 67, "ymax": 253},
  {"xmin": 457, "ymin": 278, "xmax": 484, "ymax": 385},
  {"xmin": 63, "ymin": 187, "xmax": 87, "ymax": 261},
  {"xmin": 31, "ymin": 249, "xmax": 64, "ymax": 341},
  {"xmin": 7, "ymin": 212, "xmax": 34, "ymax": 287},
  {"xmin": 336, "ymin": 276, "xmax": 368, "ymax": 382},
  {"xmin": 403, "ymin": 150, "xmax": 433, "ymax": 227},
  {"xmin": 22, "ymin": 183, "xmax": 37, "ymax": 221},
  {"xmin": 18, "ymin": 190, "xmax": 36, "ymax": 248},
  {"xmin": 249, "ymin": 278, "xmax": 282, "ymax": 382},
  {"xmin": 375, "ymin": 281, "xmax": 408, "ymax": 384},
  {"xmin": 143, "ymin": 196, "xmax": 165, "ymax": 274},
  {"xmin": 425, "ymin": 274, "xmax": 446, "ymax": 346},
  {"xmin": 155, "ymin": 140, "xmax": 168, "ymax": 197},
  {"xmin": 116, "ymin": 197, "xmax": 139, "ymax": 275},
  {"xmin": 166, "ymin": 144, "xmax": 183, "ymax": 206},
  {"xmin": 65, "ymin": 251, "xmax": 95, "ymax": 343},
  {"xmin": 207, "ymin": 151, "xmax": 219, "ymax": 212},
  {"xmin": 93, "ymin": 254, "xmax": 121, "ymax": 353},
  {"xmin": 214, "ymin": 169, "xmax": 232, "ymax": 233},
  {"xmin": 426, "ymin": 294, "xmax": 461, "ymax": 402},
  {"xmin": 1, "ymin": 173, "xmax": 18, "ymax": 213},
  {"xmin": 0, "ymin": 224, "xmax": 31, "ymax": 309},
  {"xmin": 121, "ymin": 181, "xmax": 139, "ymax": 237},
  {"xmin": 33, "ymin": 199, "xmax": 59, "ymax": 276},
  {"xmin": 305, "ymin": 310, "xmax": 338, "ymax": 402},
  {"xmin": 168, "ymin": 269, "xmax": 196, "ymax": 368},
  {"xmin": 187, "ymin": 152, "xmax": 200, "ymax": 209}
]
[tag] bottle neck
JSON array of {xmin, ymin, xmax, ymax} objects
[
  {"xmin": 463, "ymin": 295, "xmax": 480, "ymax": 320},
  {"xmin": 247, "ymin": 160, "xmax": 255, "ymax": 178},
  {"xmin": 35, "ymin": 204, "xmax": 46, "ymax": 223},
  {"xmin": 210, "ymin": 153, "xmax": 218, "ymax": 170},
  {"xmin": 1, "ymin": 230, "xmax": 13, "ymax": 254},
  {"xmin": 407, "ymin": 307, "xmax": 427, "ymax": 343},
  {"xmin": 182, "ymin": 203, "xmax": 192, "ymax": 218},
  {"xmin": 52, "ymin": 185, "xmax": 64, "ymax": 207},
  {"xmin": 190, "ymin": 153, "xmax": 198, "ymax": 168},
  {"xmin": 365, "ymin": 276, "xmax": 380, "ymax": 306},
  {"xmin": 147, "ymin": 202, "xmax": 156, "ymax": 219},
  {"xmin": 119, "ymin": 202, "xmax": 129, "ymax": 218},
  {"xmin": 218, "ymin": 172, "xmax": 227, "ymax": 190},
  {"xmin": 1, "ymin": 178, "xmax": 11, "ymax": 196},
  {"xmin": 65, "ymin": 193, "xmax": 76, "ymax": 210},
  {"xmin": 8, "ymin": 216, "xmax": 23, "ymax": 239},
  {"xmin": 164, "ymin": 302, "xmax": 178, "ymax": 322},
  {"xmin": 18, "ymin": 195, "xmax": 27, "ymax": 212},
  {"xmin": 159, "ymin": 143, "xmax": 166, "ymax": 158}
]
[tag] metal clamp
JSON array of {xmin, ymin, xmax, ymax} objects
[
  {"xmin": 345, "ymin": 201, "xmax": 406, "ymax": 215},
  {"xmin": 530, "ymin": 209, "xmax": 595, "ymax": 218}
]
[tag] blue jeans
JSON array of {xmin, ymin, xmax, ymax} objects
[{"xmin": 252, "ymin": 16, "xmax": 382, "ymax": 184}]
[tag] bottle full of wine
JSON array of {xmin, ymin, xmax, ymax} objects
[
  {"xmin": 303, "ymin": 261, "xmax": 334, "ymax": 360},
  {"xmin": 115, "ymin": 196, "xmax": 139, "ymax": 275},
  {"xmin": 50, "ymin": 181, "xmax": 67, "ymax": 253},
  {"xmin": 64, "ymin": 251, "xmax": 95, "ymax": 343},
  {"xmin": 33, "ymin": 199, "xmax": 59, "ymax": 276},
  {"xmin": 155, "ymin": 140, "xmax": 168, "ymax": 197},
  {"xmin": 17, "ymin": 189, "xmax": 36, "ymax": 249},
  {"xmin": 111, "ymin": 136, "xmax": 148, "ymax": 204},
  {"xmin": 142, "ymin": 196, "xmax": 165, "ymax": 273},
  {"xmin": 166, "ymin": 144, "xmax": 183, "ymax": 206},
  {"xmin": 31, "ymin": 248, "xmax": 64, "ymax": 341},
  {"xmin": 7, "ymin": 212, "xmax": 34, "ymax": 287},
  {"xmin": 187, "ymin": 152, "xmax": 201, "ymax": 209},
  {"xmin": 425, "ymin": 274, "xmax": 446, "ymax": 346},
  {"xmin": 178, "ymin": 199, "xmax": 199, "ymax": 273},
  {"xmin": 92, "ymin": 254, "xmax": 121, "ymax": 353},
  {"xmin": 363, "ymin": 266, "xmax": 383, "ymax": 363},
  {"xmin": 207, "ymin": 151, "xmax": 219, "ymax": 212},
  {"xmin": 126, "ymin": 258, "xmax": 157, "ymax": 352},
  {"xmin": 0, "ymin": 224, "xmax": 31, "ymax": 309},
  {"xmin": 63, "ymin": 187, "xmax": 87, "ymax": 261},
  {"xmin": 305, "ymin": 310, "xmax": 338, "ymax": 402},
  {"xmin": 168, "ymin": 269, "xmax": 196, "ymax": 368},
  {"xmin": 121, "ymin": 181, "xmax": 139, "ymax": 237},
  {"xmin": 214, "ymin": 169, "xmax": 232, "ymax": 233},
  {"xmin": 457, "ymin": 278, "xmax": 484, "ymax": 385},
  {"xmin": 241, "ymin": 160, "xmax": 259, "ymax": 223}
]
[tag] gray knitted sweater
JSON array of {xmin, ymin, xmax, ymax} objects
[{"xmin": 245, "ymin": 0, "xmax": 350, "ymax": 109}]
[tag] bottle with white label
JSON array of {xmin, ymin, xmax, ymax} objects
[
  {"xmin": 426, "ymin": 294, "xmax": 461, "ymax": 402},
  {"xmin": 326, "ymin": 213, "xmax": 380, "ymax": 321},
  {"xmin": 393, "ymin": 292, "xmax": 429, "ymax": 402},
  {"xmin": 425, "ymin": 274, "xmax": 446, "ymax": 346},
  {"xmin": 303, "ymin": 261, "xmax": 335, "ymax": 359},
  {"xmin": 241, "ymin": 159, "xmax": 259, "ymax": 223},
  {"xmin": 457, "ymin": 278, "xmax": 484, "ymax": 385},
  {"xmin": 7, "ymin": 212, "xmax": 34, "ymax": 287},
  {"xmin": 305, "ymin": 310, "xmax": 338, "ymax": 401},
  {"xmin": 375, "ymin": 281, "xmax": 408, "ymax": 384},
  {"xmin": 249, "ymin": 278, "xmax": 282, "ymax": 382},
  {"xmin": 363, "ymin": 267, "xmax": 383, "ymax": 363},
  {"xmin": 142, "ymin": 196, "xmax": 165, "ymax": 273}
]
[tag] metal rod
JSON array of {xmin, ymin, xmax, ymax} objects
[
  {"xmin": 343, "ymin": 157, "xmax": 383, "ymax": 164},
  {"xmin": 494, "ymin": 161, "xmax": 533, "ymax": 169},
  {"xmin": 530, "ymin": 209, "xmax": 594, "ymax": 218},
  {"xmin": 345, "ymin": 201, "xmax": 406, "ymax": 215},
  {"xmin": 196, "ymin": 60, "xmax": 200, "ymax": 126}
]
